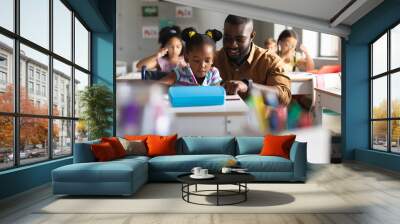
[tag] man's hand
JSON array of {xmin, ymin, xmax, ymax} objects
[
  {"xmin": 156, "ymin": 48, "xmax": 168, "ymax": 58},
  {"xmin": 224, "ymin": 80, "xmax": 248, "ymax": 95}
]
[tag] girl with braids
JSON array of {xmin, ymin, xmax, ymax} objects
[
  {"xmin": 159, "ymin": 27, "xmax": 223, "ymax": 86},
  {"xmin": 136, "ymin": 26, "xmax": 185, "ymax": 72}
]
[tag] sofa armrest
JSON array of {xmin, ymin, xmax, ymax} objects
[
  {"xmin": 289, "ymin": 141, "xmax": 307, "ymax": 181},
  {"xmin": 73, "ymin": 140, "xmax": 100, "ymax": 163}
]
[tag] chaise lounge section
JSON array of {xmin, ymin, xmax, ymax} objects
[{"xmin": 52, "ymin": 136, "xmax": 307, "ymax": 196}]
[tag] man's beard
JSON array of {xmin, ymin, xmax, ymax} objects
[{"xmin": 226, "ymin": 45, "xmax": 252, "ymax": 65}]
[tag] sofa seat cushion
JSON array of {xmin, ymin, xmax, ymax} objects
[
  {"xmin": 53, "ymin": 159, "xmax": 147, "ymax": 183},
  {"xmin": 149, "ymin": 154, "xmax": 235, "ymax": 172},
  {"xmin": 117, "ymin": 155, "xmax": 150, "ymax": 162},
  {"xmin": 236, "ymin": 155, "xmax": 293, "ymax": 172}
]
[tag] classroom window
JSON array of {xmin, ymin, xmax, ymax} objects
[
  {"xmin": 301, "ymin": 29, "xmax": 319, "ymax": 58},
  {"xmin": 320, "ymin": 33, "xmax": 340, "ymax": 57},
  {"xmin": 302, "ymin": 29, "xmax": 340, "ymax": 58},
  {"xmin": 0, "ymin": 0, "xmax": 91, "ymax": 170},
  {"xmin": 370, "ymin": 22, "xmax": 400, "ymax": 154}
]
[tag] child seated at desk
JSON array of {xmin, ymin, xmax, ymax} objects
[
  {"xmin": 159, "ymin": 27, "xmax": 223, "ymax": 86},
  {"xmin": 277, "ymin": 29, "xmax": 314, "ymax": 72},
  {"xmin": 136, "ymin": 26, "xmax": 185, "ymax": 72}
]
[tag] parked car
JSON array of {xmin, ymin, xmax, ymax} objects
[{"xmin": 9, "ymin": 150, "xmax": 32, "ymax": 160}]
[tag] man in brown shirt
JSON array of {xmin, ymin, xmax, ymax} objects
[{"xmin": 214, "ymin": 15, "xmax": 291, "ymax": 106}]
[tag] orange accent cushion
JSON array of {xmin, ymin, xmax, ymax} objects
[
  {"xmin": 101, "ymin": 137, "xmax": 127, "ymax": 158},
  {"xmin": 146, "ymin": 134, "xmax": 178, "ymax": 157},
  {"xmin": 91, "ymin": 142, "xmax": 118, "ymax": 162},
  {"xmin": 259, "ymin": 134, "xmax": 296, "ymax": 159},
  {"xmin": 124, "ymin": 135, "xmax": 151, "ymax": 141}
]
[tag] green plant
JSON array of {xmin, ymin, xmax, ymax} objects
[{"xmin": 79, "ymin": 84, "xmax": 113, "ymax": 140}]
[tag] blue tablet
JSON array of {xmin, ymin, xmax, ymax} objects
[{"xmin": 168, "ymin": 86, "xmax": 225, "ymax": 107}]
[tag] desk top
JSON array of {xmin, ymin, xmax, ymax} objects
[
  {"xmin": 315, "ymin": 87, "xmax": 341, "ymax": 97},
  {"xmin": 287, "ymin": 72, "xmax": 315, "ymax": 81},
  {"xmin": 167, "ymin": 95, "xmax": 249, "ymax": 115}
]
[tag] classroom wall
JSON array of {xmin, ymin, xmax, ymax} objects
[{"xmin": 342, "ymin": 0, "xmax": 400, "ymax": 172}]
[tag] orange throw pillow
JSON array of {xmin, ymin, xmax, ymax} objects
[
  {"xmin": 91, "ymin": 142, "xmax": 117, "ymax": 162},
  {"xmin": 101, "ymin": 137, "xmax": 127, "ymax": 158},
  {"xmin": 260, "ymin": 134, "xmax": 296, "ymax": 159},
  {"xmin": 146, "ymin": 134, "xmax": 177, "ymax": 157},
  {"xmin": 124, "ymin": 135, "xmax": 151, "ymax": 141}
]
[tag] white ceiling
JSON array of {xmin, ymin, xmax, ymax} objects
[
  {"xmin": 222, "ymin": 0, "xmax": 352, "ymax": 21},
  {"xmin": 166, "ymin": 0, "xmax": 384, "ymax": 37}
]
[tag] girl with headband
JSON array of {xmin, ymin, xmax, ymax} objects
[{"xmin": 136, "ymin": 26, "xmax": 185, "ymax": 72}]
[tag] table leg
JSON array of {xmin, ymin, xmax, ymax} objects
[
  {"xmin": 216, "ymin": 184, "xmax": 219, "ymax": 206},
  {"xmin": 245, "ymin": 183, "xmax": 247, "ymax": 201},
  {"xmin": 181, "ymin": 184, "xmax": 183, "ymax": 199},
  {"xmin": 195, "ymin": 184, "xmax": 197, "ymax": 192},
  {"xmin": 314, "ymin": 92, "xmax": 322, "ymax": 125}
]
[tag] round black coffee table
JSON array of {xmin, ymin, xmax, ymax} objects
[{"xmin": 177, "ymin": 173, "xmax": 255, "ymax": 206}]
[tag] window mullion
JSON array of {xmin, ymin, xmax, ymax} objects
[
  {"xmin": 387, "ymin": 32, "xmax": 390, "ymax": 152},
  {"xmin": 13, "ymin": 0, "xmax": 21, "ymax": 167},
  {"xmin": 318, "ymin": 33, "xmax": 322, "ymax": 58},
  {"xmin": 71, "ymin": 10, "xmax": 76, "ymax": 153},
  {"xmin": 48, "ymin": 0, "xmax": 54, "ymax": 160},
  {"xmin": 370, "ymin": 44, "xmax": 373, "ymax": 150}
]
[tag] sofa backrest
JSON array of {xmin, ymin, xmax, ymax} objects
[
  {"xmin": 235, "ymin": 136, "xmax": 264, "ymax": 155},
  {"xmin": 177, "ymin": 136, "xmax": 236, "ymax": 155},
  {"xmin": 73, "ymin": 139, "xmax": 100, "ymax": 163}
]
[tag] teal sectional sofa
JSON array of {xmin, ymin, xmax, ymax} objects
[{"xmin": 52, "ymin": 136, "xmax": 307, "ymax": 196}]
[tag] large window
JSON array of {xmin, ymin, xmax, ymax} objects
[
  {"xmin": 0, "ymin": 0, "xmax": 91, "ymax": 170},
  {"xmin": 302, "ymin": 29, "xmax": 340, "ymax": 58},
  {"xmin": 370, "ymin": 23, "xmax": 400, "ymax": 154}
]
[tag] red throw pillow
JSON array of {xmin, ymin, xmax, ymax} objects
[
  {"xmin": 317, "ymin": 65, "xmax": 341, "ymax": 74},
  {"xmin": 91, "ymin": 142, "xmax": 117, "ymax": 162},
  {"xmin": 101, "ymin": 137, "xmax": 126, "ymax": 158},
  {"xmin": 260, "ymin": 134, "xmax": 296, "ymax": 159},
  {"xmin": 146, "ymin": 134, "xmax": 177, "ymax": 157}
]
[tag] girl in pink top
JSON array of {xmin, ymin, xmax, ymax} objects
[{"xmin": 136, "ymin": 26, "xmax": 185, "ymax": 72}]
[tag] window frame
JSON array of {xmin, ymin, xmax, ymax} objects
[
  {"xmin": 370, "ymin": 20, "xmax": 400, "ymax": 154},
  {"xmin": 0, "ymin": 0, "xmax": 92, "ymax": 171}
]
